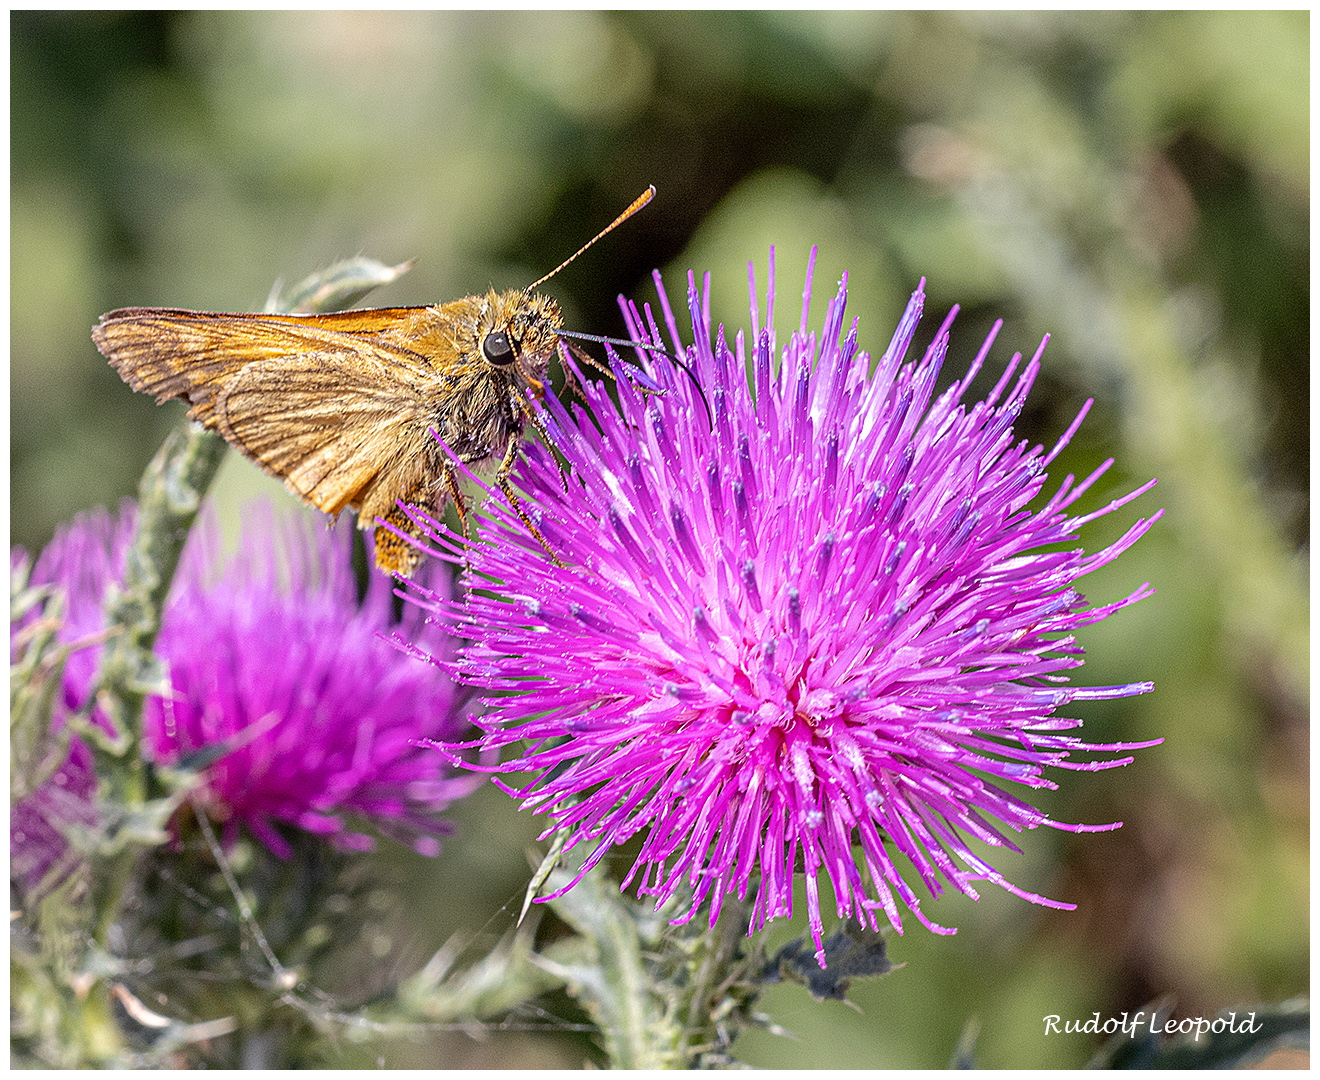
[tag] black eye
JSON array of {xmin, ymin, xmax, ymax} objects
[{"xmin": 483, "ymin": 331, "xmax": 516, "ymax": 366}]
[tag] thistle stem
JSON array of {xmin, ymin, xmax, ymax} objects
[
  {"xmin": 92, "ymin": 423, "xmax": 226, "ymax": 804},
  {"xmin": 540, "ymin": 851, "xmax": 758, "ymax": 1068}
]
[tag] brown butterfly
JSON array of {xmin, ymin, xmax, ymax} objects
[{"xmin": 93, "ymin": 188, "xmax": 654, "ymax": 576}]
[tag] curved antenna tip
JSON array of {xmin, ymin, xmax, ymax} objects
[{"xmin": 527, "ymin": 186, "xmax": 656, "ymax": 292}]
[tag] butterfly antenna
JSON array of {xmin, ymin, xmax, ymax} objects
[
  {"xmin": 527, "ymin": 186, "xmax": 655, "ymax": 291},
  {"xmin": 663, "ymin": 351, "xmax": 714, "ymax": 430},
  {"xmin": 556, "ymin": 328, "xmax": 713, "ymax": 431}
]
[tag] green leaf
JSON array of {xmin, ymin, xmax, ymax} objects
[
  {"xmin": 760, "ymin": 924, "xmax": 899, "ymax": 1002},
  {"xmin": 271, "ymin": 257, "xmax": 413, "ymax": 315}
]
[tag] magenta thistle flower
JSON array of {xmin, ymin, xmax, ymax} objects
[
  {"xmin": 12, "ymin": 502, "xmax": 473, "ymax": 867},
  {"xmin": 11, "ymin": 524, "xmax": 119, "ymax": 897},
  {"xmin": 408, "ymin": 252, "xmax": 1162, "ymax": 963},
  {"xmin": 9, "ymin": 714, "xmax": 98, "ymax": 898}
]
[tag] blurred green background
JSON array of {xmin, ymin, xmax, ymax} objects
[{"xmin": 11, "ymin": 10, "xmax": 1307, "ymax": 1068}]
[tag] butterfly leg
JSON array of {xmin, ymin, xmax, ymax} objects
[
  {"xmin": 521, "ymin": 400, "xmax": 571, "ymax": 494},
  {"xmin": 439, "ymin": 463, "xmax": 486, "ymax": 576},
  {"xmin": 495, "ymin": 430, "xmax": 565, "ymax": 568},
  {"xmin": 441, "ymin": 464, "xmax": 473, "ymax": 542}
]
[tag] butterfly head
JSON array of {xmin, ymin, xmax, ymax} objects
[{"xmin": 481, "ymin": 291, "xmax": 562, "ymax": 381}]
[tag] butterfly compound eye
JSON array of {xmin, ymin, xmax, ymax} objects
[{"xmin": 482, "ymin": 331, "xmax": 517, "ymax": 366}]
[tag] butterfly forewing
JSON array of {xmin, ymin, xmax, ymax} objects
[{"xmin": 93, "ymin": 307, "xmax": 454, "ymax": 549}]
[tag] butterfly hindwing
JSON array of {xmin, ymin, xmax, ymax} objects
[{"xmin": 213, "ymin": 347, "xmax": 433, "ymax": 518}]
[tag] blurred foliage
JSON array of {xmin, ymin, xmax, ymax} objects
[{"xmin": 11, "ymin": 10, "xmax": 1307, "ymax": 1069}]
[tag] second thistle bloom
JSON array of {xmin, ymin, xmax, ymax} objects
[
  {"xmin": 412, "ymin": 253, "xmax": 1162, "ymax": 962},
  {"xmin": 13, "ymin": 503, "xmax": 472, "ymax": 870}
]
